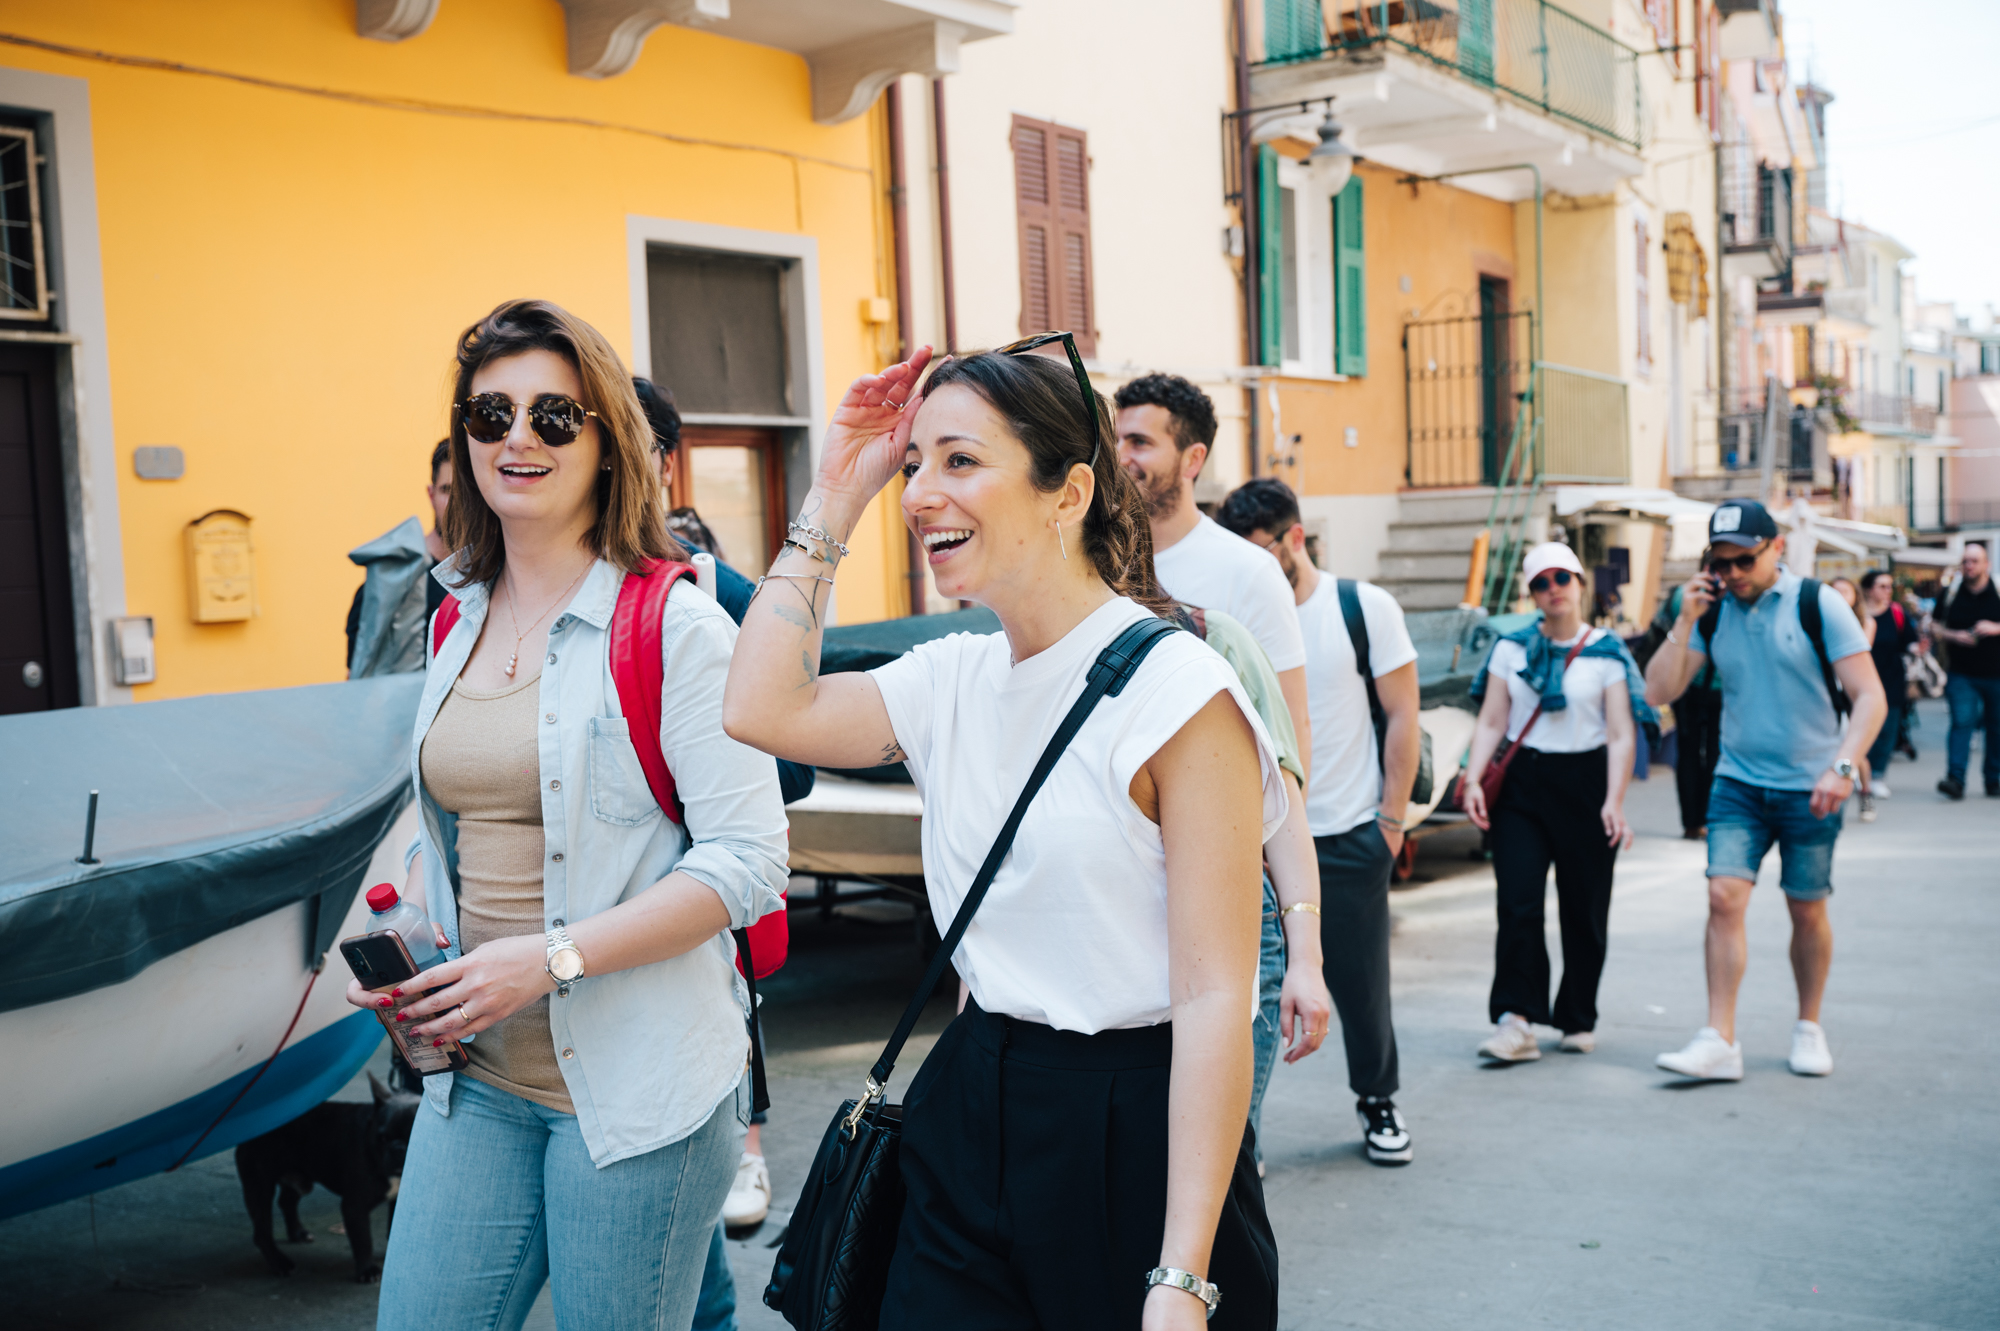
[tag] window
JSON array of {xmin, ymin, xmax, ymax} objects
[
  {"xmin": 0, "ymin": 120, "xmax": 50, "ymax": 321},
  {"xmin": 1635, "ymin": 217, "xmax": 1652, "ymax": 374},
  {"xmin": 1278, "ymin": 184, "xmax": 1300, "ymax": 363},
  {"xmin": 1264, "ymin": 0, "xmax": 1324, "ymax": 62},
  {"xmin": 668, "ymin": 427, "xmax": 785, "ymax": 577},
  {"xmin": 1333, "ymin": 176, "xmax": 1365, "ymax": 375},
  {"xmin": 1011, "ymin": 115, "xmax": 1095, "ymax": 355}
]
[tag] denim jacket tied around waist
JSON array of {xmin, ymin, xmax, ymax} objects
[{"xmin": 406, "ymin": 556, "xmax": 789, "ymax": 1167}]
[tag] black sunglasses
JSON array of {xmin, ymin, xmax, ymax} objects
[
  {"xmin": 456, "ymin": 392, "xmax": 600, "ymax": 448},
  {"xmin": 995, "ymin": 331, "xmax": 1102, "ymax": 466},
  {"xmin": 1707, "ymin": 546, "xmax": 1766, "ymax": 574},
  {"xmin": 1527, "ymin": 568, "xmax": 1576, "ymax": 595}
]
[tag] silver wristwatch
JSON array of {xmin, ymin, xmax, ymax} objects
[
  {"xmin": 545, "ymin": 923, "xmax": 585, "ymax": 997},
  {"xmin": 1146, "ymin": 1267, "xmax": 1220, "ymax": 1320},
  {"xmin": 1831, "ymin": 758, "xmax": 1858, "ymax": 781}
]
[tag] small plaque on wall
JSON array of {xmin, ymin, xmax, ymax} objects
[
  {"xmin": 133, "ymin": 446, "xmax": 185, "ymax": 479},
  {"xmin": 185, "ymin": 509, "xmax": 256, "ymax": 623}
]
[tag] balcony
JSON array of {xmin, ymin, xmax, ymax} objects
[
  {"xmin": 1910, "ymin": 498, "xmax": 2000, "ymax": 533},
  {"xmin": 357, "ymin": 0, "xmax": 1016, "ymax": 122},
  {"xmin": 1850, "ymin": 391, "xmax": 1938, "ymax": 437},
  {"xmin": 1252, "ymin": 0, "xmax": 1644, "ymax": 201},
  {"xmin": 1721, "ymin": 154, "xmax": 1792, "ymax": 283}
]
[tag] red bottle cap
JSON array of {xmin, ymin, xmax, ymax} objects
[{"xmin": 365, "ymin": 883, "xmax": 399, "ymax": 912}]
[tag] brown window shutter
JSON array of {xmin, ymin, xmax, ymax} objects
[
  {"xmin": 1012, "ymin": 117, "xmax": 1054, "ymax": 340},
  {"xmin": 1054, "ymin": 128, "xmax": 1095, "ymax": 356}
]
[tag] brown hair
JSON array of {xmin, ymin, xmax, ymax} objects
[
  {"xmin": 922, "ymin": 352, "xmax": 1172, "ymax": 615},
  {"xmin": 443, "ymin": 299, "xmax": 683, "ymax": 586}
]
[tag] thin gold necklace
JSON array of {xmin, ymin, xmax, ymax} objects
[{"xmin": 501, "ymin": 560, "xmax": 592, "ymax": 678}]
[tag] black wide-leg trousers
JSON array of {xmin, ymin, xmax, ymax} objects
[
  {"xmin": 880, "ymin": 1000, "xmax": 1278, "ymax": 1330},
  {"xmin": 1672, "ymin": 687, "xmax": 1723, "ymax": 833},
  {"xmin": 1315, "ymin": 823, "xmax": 1400, "ymax": 1099},
  {"xmin": 1487, "ymin": 745, "xmax": 1619, "ymax": 1034}
]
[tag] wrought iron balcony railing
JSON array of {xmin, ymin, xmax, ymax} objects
[{"xmin": 1260, "ymin": 0, "xmax": 1646, "ymax": 152}]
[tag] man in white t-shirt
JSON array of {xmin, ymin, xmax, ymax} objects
[
  {"xmin": 1218, "ymin": 478, "xmax": 1424, "ymax": 1167},
  {"xmin": 1114, "ymin": 374, "xmax": 1312, "ymax": 782}
]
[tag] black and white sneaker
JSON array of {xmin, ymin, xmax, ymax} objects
[{"xmin": 1356, "ymin": 1097, "xmax": 1413, "ymax": 1165}]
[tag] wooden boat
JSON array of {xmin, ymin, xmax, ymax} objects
[{"xmin": 0, "ymin": 675, "xmax": 421, "ymax": 1221}]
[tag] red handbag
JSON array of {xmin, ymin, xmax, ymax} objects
[
  {"xmin": 432, "ymin": 559, "xmax": 789, "ymax": 979},
  {"xmin": 1478, "ymin": 634, "xmax": 1590, "ymax": 815}
]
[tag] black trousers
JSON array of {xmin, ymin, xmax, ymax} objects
[
  {"xmin": 1673, "ymin": 688, "xmax": 1723, "ymax": 833},
  {"xmin": 1488, "ymin": 746, "xmax": 1619, "ymax": 1034},
  {"xmin": 1315, "ymin": 823, "xmax": 1399, "ymax": 1099},
  {"xmin": 880, "ymin": 1001, "xmax": 1277, "ymax": 1331}
]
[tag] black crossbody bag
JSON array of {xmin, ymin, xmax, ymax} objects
[{"xmin": 763, "ymin": 617, "xmax": 1180, "ymax": 1331}]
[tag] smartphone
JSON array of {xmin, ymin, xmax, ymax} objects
[{"xmin": 338, "ymin": 929, "xmax": 469, "ymax": 1076}]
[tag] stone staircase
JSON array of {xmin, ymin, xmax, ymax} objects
[{"xmin": 1377, "ymin": 488, "xmax": 1501, "ymax": 611}]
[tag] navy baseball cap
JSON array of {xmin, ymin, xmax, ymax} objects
[{"xmin": 1707, "ymin": 498, "xmax": 1779, "ymax": 548}]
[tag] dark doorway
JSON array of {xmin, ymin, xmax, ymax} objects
[
  {"xmin": 1478, "ymin": 275, "xmax": 1515, "ymax": 486},
  {"xmin": 0, "ymin": 342, "xmax": 79, "ymax": 712}
]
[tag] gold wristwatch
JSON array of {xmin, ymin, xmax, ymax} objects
[{"xmin": 545, "ymin": 922, "xmax": 585, "ymax": 997}]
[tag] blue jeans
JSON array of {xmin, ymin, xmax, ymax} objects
[
  {"xmin": 690, "ymin": 1222, "xmax": 737, "ymax": 1331},
  {"xmin": 1246, "ymin": 874, "xmax": 1285, "ymax": 1163},
  {"xmin": 379, "ymin": 1073, "xmax": 746, "ymax": 1331},
  {"xmin": 1706, "ymin": 775, "xmax": 1840, "ymax": 902},
  {"xmin": 1945, "ymin": 673, "xmax": 2000, "ymax": 785}
]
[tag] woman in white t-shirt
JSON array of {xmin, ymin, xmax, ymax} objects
[
  {"xmin": 723, "ymin": 343, "xmax": 1286, "ymax": 1329},
  {"xmin": 1462, "ymin": 542, "xmax": 1643, "ymax": 1064}
]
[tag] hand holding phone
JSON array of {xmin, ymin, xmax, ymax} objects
[
  {"xmin": 1680, "ymin": 569, "xmax": 1718, "ymax": 624},
  {"xmin": 338, "ymin": 930, "xmax": 469, "ymax": 1076}
]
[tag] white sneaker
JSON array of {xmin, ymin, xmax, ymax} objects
[
  {"xmin": 1789, "ymin": 1020, "xmax": 1833, "ymax": 1076},
  {"xmin": 1478, "ymin": 1013, "xmax": 1541, "ymax": 1062},
  {"xmin": 722, "ymin": 1152, "xmax": 771, "ymax": 1227},
  {"xmin": 1871, "ymin": 780, "xmax": 1892, "ymax": 799},
  {"xmin": 1656, "ymin": 1027, "xmax": 1743, "ymax": 1081},
  {"xmin": 1558, "ymin": 1030, "xmax": 1595, "ymax": 1054}
]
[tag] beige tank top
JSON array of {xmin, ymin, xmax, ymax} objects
[{"xmin": 420, "ymin": 673, "xmax": 572, "ymax": 1114}]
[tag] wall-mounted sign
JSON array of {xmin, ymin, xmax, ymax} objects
[
  {"xmin": 110, "ymin": 615, "xmax": 156, "ymax": 684},
  {"xmin": 133, "ymin": 446, "xmax": 185, "ymax": 480},
  {"xmin": 185, "ymin": 509, "xmax": 255, "ymax": 623}
]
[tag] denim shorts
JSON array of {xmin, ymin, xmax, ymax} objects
[{"xmin": 1705, "ymin": 775, "xmax": 1840, "ymax": 901}]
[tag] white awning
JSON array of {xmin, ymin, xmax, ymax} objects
[{"xmin": 1552, "ymin": 486, "xmax": 1716, "ymax": 561}]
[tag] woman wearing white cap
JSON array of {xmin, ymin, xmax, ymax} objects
[{"xmin": 1461, "ymin": 542, "xmax": 1657, "ymax": 1061}]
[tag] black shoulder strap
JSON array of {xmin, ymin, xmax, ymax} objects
[
  {"xmin": 866, "ymin": 617, "xmax": 1181, "ymax": 1092},
  {"xmin": 1339, "ymin": 578, "xmax": 1388, "ymax": 774},
  {"xmin": 731, "ymin": 927, "xmax": 769, "ymax": 1115},
  {"xmin": 1797, "ymin": 578, "xmax": 1851, "ymax": 718}
]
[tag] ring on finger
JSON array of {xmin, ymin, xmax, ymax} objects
[{"xmin": 457, "ymin": 1003, "xmax": 473, "ymax": 1026}]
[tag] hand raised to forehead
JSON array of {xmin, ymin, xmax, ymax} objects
[{"xmin": 817, "ymin": 346, "xmax": 936, "ymax": 517}]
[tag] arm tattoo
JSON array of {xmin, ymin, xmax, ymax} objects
[{"xmin": 875, "ymin": 740, "xmax": 906, "ymax": 766}]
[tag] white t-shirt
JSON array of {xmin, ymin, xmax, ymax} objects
[
  {"xmin": 869, "ymin": 597, "xmax": 1287, "ymax": 1034},
  {"xmin": 1486, "ymin": 629, "xmax": 1627, "ymax": 752},
  {"xmin": 1152, "ymin": 515, "xmax": 1308, "ymax": 673},
  {"xmin": 1296, "ymin": 577, "xmax": 1420, "ymax": 836}
]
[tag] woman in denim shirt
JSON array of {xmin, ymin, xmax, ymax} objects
[{"xmin": 347, "ymin": 300, "xmax": 789, "ymax": 1330}]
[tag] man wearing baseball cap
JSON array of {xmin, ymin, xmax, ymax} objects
[{"xmin": 1643, "ymin": 499, "xmax": 1885, "ymax": 1080}]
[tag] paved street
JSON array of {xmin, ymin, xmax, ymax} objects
[{"xmin": 5, "ymin": 699, "xmax": 1994, "ymax": 1330}]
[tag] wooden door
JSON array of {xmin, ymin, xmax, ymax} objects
[
  {"xmin": 670, "ymin": 425, "xmax": 785, "ymax": 576},
  {"xmin": 0, "ymin": 342, "xmax": 78, "ymax": 711}
]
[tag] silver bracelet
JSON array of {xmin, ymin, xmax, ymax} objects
[{"xmin": 788, "ymin": 521, "xmax": 851, "ymax": 558}]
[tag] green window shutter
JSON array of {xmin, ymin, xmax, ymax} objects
[
  {"xmin": 1457, "ymin": 0, "xmax": 1494, "ymax": 84},
  {"xmin": 1334, "ymin": 175, "xmax": 1366, "ymax": 376},
  {"xmin": 1258, "ymin": 145, "xmax": 1283, "ymax": 367},
  {"xmin": 1263, "ymin": 0, "xmax": 1323, "ymax": 61}
]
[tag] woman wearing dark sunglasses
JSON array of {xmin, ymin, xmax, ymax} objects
[
  {"xmin": 354, "ymin": 299, "xmax": 789, "ymax": 1330},
  {"xmin": 1461, "ymin": 542, "xmax": 1656, "ymax": 1063},
  {"xmin": 724, "ymin": 341, "xmax": 1283, "ymax": 1329}
]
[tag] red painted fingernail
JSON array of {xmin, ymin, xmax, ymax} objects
[
  {"xmin": 390, "ymin": 988, "xmax": 404, "ymax": 998},
  {"xmin": 432, "ymin": 1039, "xmax": 444, "ymax": 1047},
  {"xmin": 377, "ymin": 997, "xmax": 392, "ymax": 1007},
  {"xmin": 395, "ymin": 1013, "xmax": 408, "ymax": 1023}
]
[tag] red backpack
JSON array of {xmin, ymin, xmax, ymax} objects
[{"xmin": 432, "ymin": 559, "xmax": 789, "ymax": 979}]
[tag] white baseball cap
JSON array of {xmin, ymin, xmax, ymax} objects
[{"xmin": 1520, "ymin": 542, "xmax": 1585, "ymax": 583}]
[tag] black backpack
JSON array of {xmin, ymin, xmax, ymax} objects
[
  {"xmin": 1338, "ymin": 579, "xmax": 1434, "ymax": 805},
  {"xmin": 1697, "ymin": 577, "xmax": 1850, "ymax": 718}
]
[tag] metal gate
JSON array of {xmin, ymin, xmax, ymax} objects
[{"xmin": 1403, "ymin": 311, "xmax": 1533, "ymax": 488}]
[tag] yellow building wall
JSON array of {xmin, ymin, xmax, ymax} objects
[
  {"xmin": 1279, "ymin": 163, "xmax": 1518, "ymax": 501},
  {"xmin": 4, "ymin": 0, "xmax": 905, "ymax": 700}
]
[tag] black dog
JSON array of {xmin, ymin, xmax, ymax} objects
[{"xmin": 235, "ymin": 1072, "xmax": 419, "ymax": 1283}]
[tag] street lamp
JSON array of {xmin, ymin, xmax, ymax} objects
[{"xmin": 1306, "ymin": 102, "xmax": 1355, "ymax": 193}]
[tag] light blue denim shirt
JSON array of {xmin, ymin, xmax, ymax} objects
[{"xmin": 408, "ymin": 557, "xmax": 789, "ymax": 1166}]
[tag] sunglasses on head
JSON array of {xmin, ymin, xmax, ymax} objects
[
  {"xmin": 456, "ymin": 392, "xmax": 599, "ymax": 448},
  {"xmin": 1527, "ymin": 568, "xmax": 1575, "ymax": 595},
  {"xmin": 994, "ymin": 331, "xmax": 1102, "ymax": 466},
  {"xmin": 1707, "ymin": 546, "xmax": 1767, "ymax": 574}
]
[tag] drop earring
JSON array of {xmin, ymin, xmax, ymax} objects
[{"xmin": 1057, "ymin": 523, "xmax": 1068, "ymax": 561}]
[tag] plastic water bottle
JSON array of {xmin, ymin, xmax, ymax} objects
[{"xmin": 364, "ymin": 883, "xmax": 446, "ymax": 973}]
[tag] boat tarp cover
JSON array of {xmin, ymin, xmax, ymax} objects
[
  {"xmin": 0, "ymin": 675, "xmax": 422, "ymax": 1013},
  {"xmin": 819, "ymin": 606, "xmax": 1000, "ymax": 676}
]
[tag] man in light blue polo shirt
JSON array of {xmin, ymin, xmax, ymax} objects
[{"xmin": 1644, "ymin": 500, "xmax": 1885, "ymax": 1081}]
